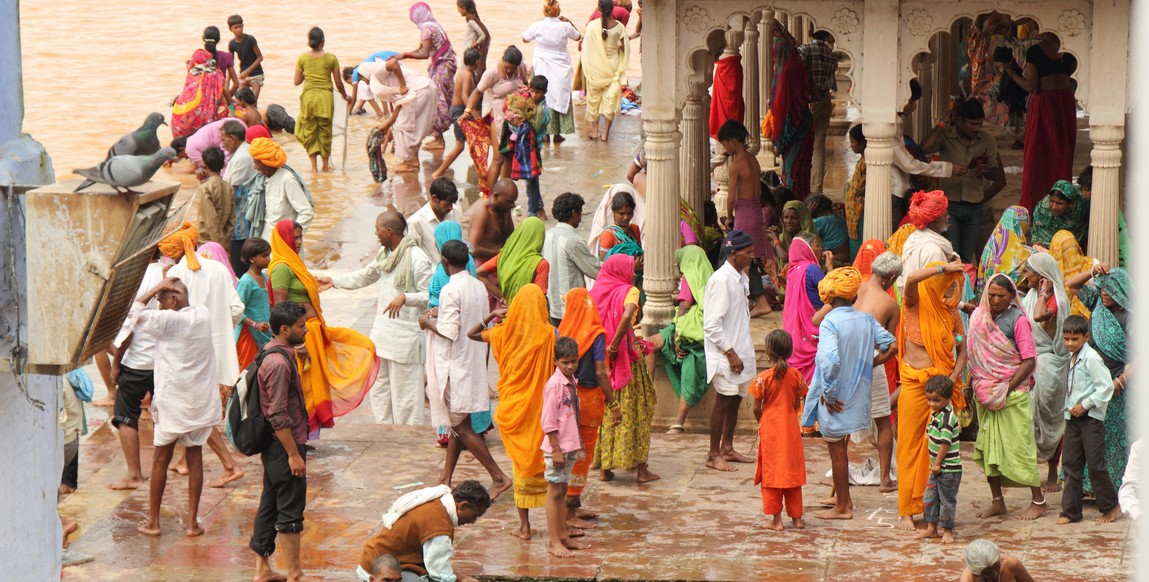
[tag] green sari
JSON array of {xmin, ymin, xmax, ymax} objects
[{"xmin": 660, "ymin": 246, "xmax": 713, "ymax": 408}]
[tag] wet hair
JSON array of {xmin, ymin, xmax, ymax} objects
[
  {"xmin": 1064, "ymin": 315, "xmax": 1090, "ymax": 336},
  {"xmin": 452, "ymin": 479, "xmax": 492, "ymax": 511},
  {"xmin": 441, "ymin": 240, "xmax": 471, "ymax": 269},
  {"xmin": 203, "ymin": 26, "xmax": 221, "ymax": 58},
  {"xmin": 202, "ymin": 147, "xmax": 226, "ymax": 173},
  {"xmin": 502, "ymin": 45, "xmax": 523, "ymax": 67},
  {"xmin": 555, "ymin": 337, "xmax": 579, "ymax": 360},
  {"xmin": 342, "ymin": 66, "xmax": 355, "ymax": 82},
  {"xmin": 170, "ymin": 136, "xmax": 189, "ymax": 152},
  {"xmin": 848, "ymin": 124, "xmax": 866, "ymax": 144},
  {"xmin": 765, "ymin": 330, "xmax": 793, "ymax": 381},
  {"xmin": 530, "ymin": 75, "xmax": 549, "ymax": 92},
  {"xmin": 806, "ymin": 194, "xmax": 832, "ymax": 216},
  {"xmin": 610, "ymin": 190, "xmax": 636, "ymax": 212},
  {"xmin": 221, "ymin": 120, "xmax": 247, "ymax": 141},
  {"xmin": 716, "ymin": 119, "xmax": 750, "ymax": 145},
  {"xmin": 598, "ymin": 0, "xmax": 614, "ymax": 39},
  {"xmin": 371, "ymin": 554, "xmax": 401, "ymax": 576},
  {"xmin": 457, "ymin": 0, "xmax": 478, "ymax": 16},
  {"xmin": 227, "ymin": 14, "xmax": 244, "ymax": 28},
  {"xmin": 812, "ymin": 30, "xmax": 833, "ymax": 42},
  {"xmin": 987, "ymin": 273, "xmax": 1017, "ymax": 296},
  {"xmin": 308, "ymin": 27, "xmax": 325, "ymax": 51},
  {"xmin": 552, "ymin": 192, "xmax": 585, "ymax": 223},
  {"xmin": 241, "ymin": 237, "xmax": 271, "ymax": 262},
  {"xmin": 924, "ymin": 375, "xmax": 954, "ymax": 399},
  {"xmin": 958, "ymin": 98, "xmax": 985, "ymax": 120},
  {"xmin": 270, "ymin": 301, "xmax": 307, "ymax": 336},
  {"xmin": 463, "ymin": 47, "xmax": 481, "ymax": 67},
  {"xmin": 429, "ymin": 177, "xmax": 460, "ymax": 203},
  {"xmin": 1077, "ymin": 165, "xmax": 1093, "ymax": 190},
  {"xmin": 235, "ymin": 87, "xmax": 257, "ymax": 107},
  {"xmin": 871, "ymin": 252, "xmax": 903, "ymax": 281},
  {"xmin": 704, "ymin": 201, "xmax": 718, "ymax": 226}
]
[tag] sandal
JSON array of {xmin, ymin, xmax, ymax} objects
[{"xmin": 665, "ymin": 424, "xmax": 685, "ymax": 435}]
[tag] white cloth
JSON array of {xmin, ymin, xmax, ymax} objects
[
  {"xmin": 166, "ymin": 257, "xmax": 245, "ymax": 385},
  {"xmin": 543, "ymin": 222, "xmax": 601, "ymax": 319},
  {"xmin": 408, "ymin": 202, "xmax": 463, "ymax": 265},
  {"xmin": 129, "ymin": 303, "xmax": 221, "ymax": 440},
  {"xmin": 259, "ymin": 167, "xmax": 314, "ymax": 240},
  {"xmin": 369, "ymin": 359, "xmax": 426, "ymax": 425},
  {"xmin": 586, "ymin": 183, "xmax": 645, "ymax": 252},
  {"xmin": 869, "ymin": 362, "xmax": 891, "ymax": 419},
  {"xmin": 523, "ymin": 18, "xmax": 581, "ymax": 114},
  {"xmin": 380, "ymin": 484, "xmax": 455, "ymax": 528},
  {"xmin": 895, "ymin": 228, "xmax": 957, "ymax": 291},
  {"xmin": 1120, "ymin": 438, "xmax": 1144, "ymax": 521},
  {"xmin": 356, "ymin": 80, "xmax": 375, "ymax": 101},
  {"xmin": 428, "ymin": 273, "xmax": 490, "ymax": 427},
  {"xmin": 1023, "ymin": 286, "xmax": 1070, "ymax": 461},
  {"xmin": 115, "ymin": 262, "xmax": 164, "ymax": 370},
  {"xmin": 891, "ymin": 141, "xmax": 952, "ymax": 198},
  {"xmin": 59, "ymin": 380, "xmax": 83, "ymax": 445},
  {"xmin": 362, "ymin": 61, "xmax": 437, "ymax": 162},
  {"xmin": 703, "ymin": 262, "xmax": 757, "ymax": 385},
  {"xmin": 223, "ymin": 141, "xmax": 256, "ymax": 188},
  {"xmin": 331, "ymin": 245, "xmax": 433, "ymax": 364}
]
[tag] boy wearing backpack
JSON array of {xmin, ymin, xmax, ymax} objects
[{"xmin": 250, "ymin": 301, "xmax": 310, "ymax": 582}]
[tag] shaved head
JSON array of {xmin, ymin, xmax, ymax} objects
[
  {"xmin": 376, "ymin": 210, "xmax": 407, "ymax": 234},
  {"xmin": 491, "ymin": 178, "xmax": 519, "ymax": 212},
  {"xmin": 158, "ymin": 280, "xmax": 189, "ymax": 310}
]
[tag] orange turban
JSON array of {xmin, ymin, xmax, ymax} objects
[
  {"xmin": 158, "ymin": 221, "xmax": 201, "ymax": 271},
  {"xmin": 907, "ymin": 190, "xmax": 948, "ymax": 230},
  {"xmin": 249, "ymin": 137, "xmax": 286, "ymax": 168},
  {"xmin": 818, "ymin": 266, "xmax": 862, "ymax": 304}
]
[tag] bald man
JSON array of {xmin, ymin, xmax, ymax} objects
[
  {"xmin": 468, "ymin": 178, "xmax": 518, "ymax": 264},
  {"xmin": 318, "ymin": 211, "xmax": 433, "ymax": 425}
]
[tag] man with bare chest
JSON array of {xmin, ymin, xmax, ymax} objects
[
  {"xmin": 852, "ymin": 251, "xmax": 903, "ymax": 492},
  {"xmin": 717, "ymin": 120, "xmax": 770, "ymax": 317},
  {"xmin": 469, "ymin": 178, "xmax": 519, "ymax": 264}
]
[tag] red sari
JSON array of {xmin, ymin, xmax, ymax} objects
[
  {"xmin": 1019, "ymin": 88, "xmax": 1076, "ymax": 213},
  {"xmin": 708, "ymin": 54, "xmax": 745, "ymax": 138},
  {"xmin": 172, "ymin": 49, "xmax": 226, "ymax": 139}
]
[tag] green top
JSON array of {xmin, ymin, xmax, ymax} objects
[
  {"xmin": 927, "ymin": 404, "xmax": 963, "ymax": 473},
  {"xmin": 672, "ymin": 245, "xmax": 713, "ymax": 343},
  {"xmin": 271, "ymin": 264, "xmax": 311, "ymax": 304},
  {"xmin": 497, "ymin": 217, "xmax": 546, "ymax": 302}
]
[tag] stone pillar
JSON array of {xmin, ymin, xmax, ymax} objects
[
  {"xmin": 859, "ymin": 0, "xmax": 900, "ymax": 240},
  {"xmin": 680, "ymin": 81, "xmax": 710, "ymax": 215},
  {"xmin": 639, "ymin": 0, "xmax": 681, "ymax": 329},
  {"xmin": 759, "ymin": 9, "xmax": 776, "ymax": 156},
  {"xmin": 1087, "ymin": 0, "xmax": 1130, "ymax": 267},
  {"xmin": 1088, "ymin": 125, "xmax": 1123, "ymax": 265},
  {"xmin": 742, "ymin": 15, "xmax": 761, "ymax": 154},
  {"xmin": 713, "ymin": 156, "xmax": 731, "ymax": 221}
]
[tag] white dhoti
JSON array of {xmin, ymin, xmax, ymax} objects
[
  {"xmin": 370, "ymin": 358, "xmax": 426, "ymax": 425},
  {"xmin": 870, "ymin": 363, "xmax": 891, "ymax": 419}
]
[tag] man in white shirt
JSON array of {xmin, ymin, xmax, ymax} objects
[
  {"xmin": 543, "ymin": 193, "xmax": 601, "ymax": 324},
  {"xmin": 896, "ymin": 190, "xmax": 960, "ymax": 293},
  {"xmin": 220, "ymin": 120, "xmax": 257, "ymax": 274},
  {"xmin": 249, "ymin": 137, "xmax": 314, "ymax": 241},
  {"xmin": 702, "ymin": 231, "xmax": 758, "ymax": 472},
  {"xmin": 129, "ymin": 277, "xmax": 221, "ymax": 538},
  {"xmin": 319, "ymin": 210, "xmax": 434, "ymax": 425},
  {"xmin": 408, "ymin": 177, "xmax": 463, "ymax": 264},
  {"xmin": 419, "ymin": 241, "xmax": 511, "ymax": 497}
]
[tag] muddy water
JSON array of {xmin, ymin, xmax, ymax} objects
[{"xmin": 19, "ymin": 0, "xmax": 642, "ymax": 261}]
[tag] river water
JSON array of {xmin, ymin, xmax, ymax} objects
[{"xmin": 19, "ymin": 0, "xmax": 642, "ymax": 260}]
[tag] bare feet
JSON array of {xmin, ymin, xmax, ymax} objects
[
  {"xmin": 171, "ymin": 462, "xmax": 189, "ymax": 476},
  {"xmin": 749, "ymin": 296, "xmax": 773, "ymax": 318},
  {"xmin": 566, "ymin": 527, "xmax": 585, "ymax": 538},
  {"xmin": 756, "ymin": 515, "xmax": 784, "ymax": 531},
  {"xmin": 665, "ymin": 425, "xmax": 685, "ymax": 435},
  {"xmin": 915, "ymin": 528, "xmax": 939, "ymax": 539},
  {"xmin": 878, "ymin": 480, "xmax": 898, "ymax": 493},
  {"xmin": 588, "ymin": 130, "xmax": 599, "ymax": 141},
  {"xmin": 186, "ymin": 525, "xmax": 205, "ymax": 537},
  {"xmin": 548, "ymin": 541, "xmax": 574, "ymax": 558},
  {"xmin": 62, "ymin": 518, "xmax": 78, "ymax": 548},
  {"xmin": 1056, "ymin": 516, "xmax": 1075, "ymax": 525},
  {"xmin": 895, "ymin": 516, "xmax": 918, "ymax": 531},
  {"xmin": 600, "ymin": 469, "xmax": 615, "ymax": 481},
  {"xmin": 792, "ymin": 517, "xmax": 806, "ymax": 529},
  {"xmin": 107, "ymin": 476, "xmax": 145, "ymax": 491},
  {"xmin": 137, "ymin": 521, "xmax": 162, "ymax": 536},
  {"xmin": 1096, "ymin": 507, "xmax": 1122, "ymax": 523},
  {"xmin": 568, "ymin": 516, "xmax": 597, "ymax": 529},
  {"xmin": 636, "ymin": 465, "xmax": 661, "ymax": 483},
  {"xmin": 423, "ymin": 136, "xmax": 446, "ymax": 151},
  {"xmin": 489, "ymin": 477, "xmax": 512, "ymax": 501},
  {"xmin": 92, "ymin": 396, "xmax": 116, "ymax": 407},
  {"xmin": 59, "ymin": 484, "xmax": 76, "ymax": 496},
  {"xmin": 814, "ymin": 507, "xmax": 853, "ymax": 520},
  {"xmin": 705, "ymin": 455, "xmax": 738, "ymax": 472},
  {"xmin": 818, "ymin": 496, "xmax": 837, "ymax": 507},
  {"xmin": 574, "ymin": 508, "xmax": 599, "ymax": 520},
  {"xmin": 253, "ymin": 569, "xmax": 289, "ymax": 582},
  {"xmin": 535, "ymin": 209, "xmax": 548, "ymax": 221},
  {"xmin": 1042, "ymin": 480, "xmax": 1063, "ymax": 493},
  {"xmin": 563, "ymin": 537, "xmax": 590, "ymax": 550},
  {"xmin": 1016, "ymin": 502, "xmax": 1047, "ymax": 521},
  {"xmin": 510, "ymin": 524, "xmax": 531, "ymax": 541},
  {"xmin": 721, "ymin": 450, "xmax": 754, "ymax": 464},
  {"xmin": 977, "ymin": 498, "xmax": 1008, "ymax": 519},
  {"xmin": 431, "ymin": 168, "xmax": 447, "ymax": 179},
  {"xmin": 940, "ymin": 529, "xmax": 955, "ymax": 544},
  {"xmin": 553, "ymin": 135, "xmax": 566, "ymax": 144},
  {"xmin": 208, "ymin": 467, "xmax": 244, "ymax": 488},
  {"xmin": 393, "ymin": 160, "xmax": 419, "ymax": 173}
]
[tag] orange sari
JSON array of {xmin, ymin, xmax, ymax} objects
[
  {"xmin": 269, "ymin": 222, "xmax": 379, "ymax": 434},
  {"xmin": 558, "ymin": 288, "xmax": 608, "ymax": 498},
  {"xmin": 484, "ymin": 284, "xmax": 554, "ymax": 509},
  {"xmin": 896, "ymin": 261, "xmax": 965, "ymax": 517}
]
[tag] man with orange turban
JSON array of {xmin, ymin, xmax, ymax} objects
[
  {"xmin": 801, "ymin": 266, "xmax": 897, "ymax": 520},
  {"xmin": 249, "ymin": 137, "xmax": 313, "ymax": 241},
  {"xmin": 896, "ymin": 190, "xmax": 960, "ymax": 293}
]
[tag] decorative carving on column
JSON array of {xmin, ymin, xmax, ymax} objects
[
  {"xmin": 712, "ymin": 156, "xmax": 730, "ymax": 228},
  {"xmin": 831, "ymin": 8, "xmax": 860, "ymax": 35},
  {"xmin": 742, "ymin": 17, "xmax": 761, "ymax": 154},
  {"xmin": 641, "ymin": 117, "xmax": 682, "ymax": 328},
  {"xmin": 683, "ymin": 6, "xmax": 711, "ymax": 34},
  {"xmin": 1088, "ymin": 124, "xmax": 1124, "ymax": 266},
  {"xmin": 906, "ymin": 9, "xmax": 934, "ymax": 37},
  {"xmin": 861, "ymin": 121, "xmax": 896, "ymax": 241},
  {"xmin": 759, "ymin": 9, "xmax": 775, "ymax": 157},
  {"xmin": 1058, "ymin": 9, "xmax": 1088, "ymax": 37},
  {"xmin": 680, "ymin": 81, "xmax": 709, "ymax": 216}
]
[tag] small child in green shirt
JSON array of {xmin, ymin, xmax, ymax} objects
[{"xmin": 920, "ymin": 375, "xmax": 962, "ymax": 543}]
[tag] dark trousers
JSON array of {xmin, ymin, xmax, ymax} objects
[
  {"xmin": 525, "ymin": 176, "xmax": 543, "ymax": 216},
  {"xmin": 1061, "ymin": 414, "xmax": 1119, "ymax": 521},
  {"xmin": 945, "ymin": 201, "xmax": 983, "ymax": 263},
  {"xmin": 230, "ymin": 238, "xmax": 249, "ymax": 278},
  {"xmin": 924, "ymin": 470, "xmax": 961, "ymax": 529},
  {"xmin": 892, "ymin": 195, "xmax": 909, "ymax": 229},
  {"xmin": 61, "ymin": 438, "xmax": 79, "ymax": 489},
  {"xmin": 249, "ymin": 440, "xmax": 308, "ymax": 556},
  {"xmin": 748, "ymin": 258, "xmax": 766, "ymax": 300}
]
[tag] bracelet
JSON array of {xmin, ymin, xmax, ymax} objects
[
  {"xmin": 936, "ymin": 265, "xmax": 944, "ymax": 275},
  {"xmin": 606, "ymin": 400, "xmax": 620, "ymax": 410}
]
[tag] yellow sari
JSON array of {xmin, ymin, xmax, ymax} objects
[
  {"xmin": 1049, "ymin": 230, "xmax": 1093, "ymax": 318},
  {"xmin": 484, "ymin": 284, "xmax": 554, "ymax": 509},
  {"xmin": 269, "ymin": 223, "xmax": 379, "ymax": 434},
  {"xmin": 580, "ymin": 19, "xmax": 630, "ymax": 121}
]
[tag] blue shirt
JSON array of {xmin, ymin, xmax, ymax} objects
[
  {"xmin": 352, "ymin": 51, "xmax": 400, "ymax": 82},
  {"xmin": 801, "ymin": 307, "xmax": 896, "ymax": 438},
  {"xmin": 1066, "ymin": 342, "xmax": 1115, "ymax": 421}
]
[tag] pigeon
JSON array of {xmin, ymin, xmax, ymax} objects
[
  {"xmin": 73, "ymin": 147, "xmax": 178, "ymax": 193},
  {"xmin": 105, "ymin": 112, "xmax": 167, "ymax": 160}
]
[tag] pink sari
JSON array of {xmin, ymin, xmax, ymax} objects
[
  {"xmin": 783, "ymin": 237, "xmax": 820, "ymax": 381},
  {"xmin": 197, "ymin": 242, "xmax": 237, "ymax": 286},
  {"xmin": 589, "ymin": 255, "xmax": 638, "ymax": 390},
  {"xmin": 968, "ymin": 277, "xmax": 1031, "ymax": 411}
]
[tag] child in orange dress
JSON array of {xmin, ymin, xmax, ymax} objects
[{"xmin": 750, "ymin": 329, "xmax": 807, "ymax": 530}]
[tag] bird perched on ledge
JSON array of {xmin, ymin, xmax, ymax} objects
[
  {"xmin": 74, "ymin": 147, "xmax": 178, "ymax": 193},
  {"xmin": 105, "ymin": 112, "xmax": 167, "ymax": 159}
]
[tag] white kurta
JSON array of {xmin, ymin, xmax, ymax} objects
[
  {"xmin": 167, "ymin": 257, "xmax": 245, "ymax": 385},
  {"xmin": 430, "ymin": 272, "xmax": 490, "ymax": 414},
  {"xmin": 363, "ymin": 61, "xmax": 437, "ymax": 162},
  {"xmin": 259, "ymin": 168, "xmax": 314, "ymax": 240},
  {"xmin": 129, "ymin": 303, "xmax": 221, "ymax": 435},
  {"xmin": 114, "ymin": 261, "xmax": 164, "ymax": 370},
  {"xmin": 523, "ymin": 18, "xmax": 581, "ymax": 114},
  {"xmin": 408, "ymin": 202, "xmax": 463, "ymax": 265},
  {"xmin": 702, "ymin": 262, "xmax": 757, "ymax": 384}
]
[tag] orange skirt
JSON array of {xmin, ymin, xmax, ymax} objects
[
  {"xmin": 297, "ymin": 317, "xmax": 380, "ymax": 434},
  {"xmin": 237, "ymin": 325, "xmax": 260, "ymax": 371}
]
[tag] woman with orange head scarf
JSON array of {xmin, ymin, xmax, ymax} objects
[
  {"xmin": 895, "ymin": 259, "xmax": 968, "ymax": 529},
  {"xmin": 268, "ymin": 219, "xmax": 379, "ymax": 436}
]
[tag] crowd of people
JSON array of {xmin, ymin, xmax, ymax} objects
[{"xmin": 56, "ymin": 5, "xmax": 1142, "ymax": 581}]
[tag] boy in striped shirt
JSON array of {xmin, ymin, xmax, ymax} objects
[{"xmin": 920, "ymin": 375, "xmax": 962, "ymax": 543}]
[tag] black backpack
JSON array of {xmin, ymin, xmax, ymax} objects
[{"xmin": 225, "ymin": 346, "xmax": 300, "ymax": 456}]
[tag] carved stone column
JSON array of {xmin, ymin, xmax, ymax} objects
[
  {"xmin": 712, "ymin": 155, "xmax": 730, "ymax": 222},
  {"xmin": 1089, "ymin": 124, "xmax": 1124, "ymax": 265},
  {"xmin": 759, "ymin": 9, "xmax": 776, "ymax": 156},
  {"xmin": 742, "ymin": 16, "xmax": 761, "ymax": 154},
  {"xmin": 862, "ymin": 122, "xmax": 896, "ymax": 240},
  {"xmin": 680, "ymin": 81, "xmax": 710, "ymax": 215},
  {"xmin": 860, "ymin": 0, "xmax": 900, "ymax": 240}
]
